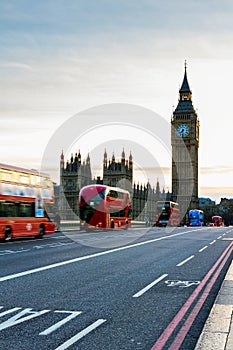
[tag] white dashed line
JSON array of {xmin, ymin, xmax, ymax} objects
[
  {"xmin": 176, "ymin": 255, "xmax": 194, "ymax": 267},
  {"xmin": 133, "ymin": 274, "xmax": 168, "ymax": 298},
  {"xmin": 199, "ymin": 246, "xmax": 208, "ymax": 252}
]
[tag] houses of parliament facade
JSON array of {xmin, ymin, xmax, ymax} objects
[
  {"xmin": 59, "ymin": 63, "xmax": 200, "ymax": 223},
  {"xmin": 59, "ymin": 148, "xmax": 171, "ymax": 222}
]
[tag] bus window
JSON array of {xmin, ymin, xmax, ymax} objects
[
  {"xmin": 0, "ymin": 202, "xmax": 16, "ymax": 217},
  {"xmin": 1, "ymin": 170, "xmax": 12, "ymax": 182},
  {"xmin": 18, "ymin": 203, "xmax": 34, "ymax": 217},
  {"xmin": 19, "ymin": 174, "xmax": 30, "ymax": 184},
  {"xmin": 107, "ymin": 190, "xmax": 118, "ymax": 198}
]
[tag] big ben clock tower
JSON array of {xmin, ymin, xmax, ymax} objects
[{"xmin": 171, "ymin": 62, "xmax": 200, "ymax": 222}]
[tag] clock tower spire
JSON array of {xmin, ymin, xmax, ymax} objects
[{"xmin": 171, "ymin": 62, "xmax": 200, "ymax": 223}]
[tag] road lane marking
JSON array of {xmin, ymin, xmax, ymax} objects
[
  {"xmin": 176, "ymin": 255, "xmax": 194, "ymax": 267},
  {"xmin": 54, "ymin": 319, "xmax": 106, "ymax": 350},
  {"xmin": 0, "ymin": 242, "xmax": 74, "ymax": 256},
  {"xmin": 40, "ymin": 310, "xmax": 82, "ymax": 335},
  {"xmin": 133, "ymin": 274, "xmax": 168, "ymax": 298},
  {"xmin": 199, "ymin": 246, "xmax": 208, "ymax": 252},
  {"xmin": 0, "ymin": 249, "xmax": 30, "ymax": 256},
  {"xmin": 33, "ymin": 242, "xmax": 74, "ymax": 250},
  {"xmin": 217, "ymin": 235, "xmax": 222, "ymax": 240},
  {"xmin": 0, "ymin": 229, "xmax": 201, "ymax": 283},
  {"xmin": 210, "ymin": 240, "xmax": 216, "ymax": 245}
]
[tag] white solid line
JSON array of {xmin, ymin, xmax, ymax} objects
[
  {"xmin": 54, "ymin": 319, "xmax": 106, "ymax": 350},
  {"xmin": 210, "ymin": 240, "xmax": 216, "ymax": 245},
  {"xmin": 176, "ymin": 255, "xmax": 194, "ymax": 267},
  {"xmin": 39, "ymin": 310, "xmax": 82, "ymax": 335},
  {"xmin": 199, "ymin": 246, "xmax": 208, "ymax": 252},
  {"xmin": 133, "ymin": 274, "xmax": 168, "ymax": 298},
  {"xmin": 0, "ymin": 229, "xmax": 200, "ymax": 283}
]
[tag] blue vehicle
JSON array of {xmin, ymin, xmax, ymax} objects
[{"xmin": 188, "ymin": 209, "xmax": 204, "ymax": 226}]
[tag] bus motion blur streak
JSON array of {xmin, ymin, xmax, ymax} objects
[{"xmin": 0, "ymin": 163, "xmax": 55, "ymax": 241}]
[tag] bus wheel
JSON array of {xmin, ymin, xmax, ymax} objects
[
  {"xmin": 37, "ymin": 226, "xmax": 44, "ymax": 239},
  {"xmin": 4, "ymin": 227, "xmax": 12, "ymax": 241}
]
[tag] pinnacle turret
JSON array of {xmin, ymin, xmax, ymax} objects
[
  {"xmin": 173, "ymin": 61, "xmax": 195, "ymax": 114},
  {"xmin": 179, "ymin": 60, "xmax": 191, "ymax": 94}
]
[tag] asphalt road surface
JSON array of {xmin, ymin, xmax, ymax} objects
[{"xmin": 0, "ymin": 226, "xmax": 232, "ymax": 350}]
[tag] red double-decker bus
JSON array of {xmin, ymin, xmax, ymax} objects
[
  {"xmin": 154, "ymin": 201, "xmax": 180, "ymax": 227},
  {"xmin": 79, "ymin": 184, "xmax": 131, "ymax": 230},
  {"xmin": 0, "ymin": 163, "xmax": 55, "ymax": 241}
]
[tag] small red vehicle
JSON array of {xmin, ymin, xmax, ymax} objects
[{"xmin": 210, "ymin": 215, "xmax": 223, "ymax": 227}]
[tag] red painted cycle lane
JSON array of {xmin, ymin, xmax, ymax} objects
[{"xmin": 151, "ymin": 240, "xmax": 233, "ymax": 350}]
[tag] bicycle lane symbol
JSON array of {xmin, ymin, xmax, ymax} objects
[{"xmin": 165, "ymin": 280, "xmax": 200, "ymax": 288}]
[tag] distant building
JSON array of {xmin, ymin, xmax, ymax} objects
[
  {"xmin": 218, "ymin": 198, "xmax": 233, "ymax": 226},
  {"xmin": 59, "ymin": 149, "xmax": 169, "ymax": 221},
  {"xmin": 59, "ymin": 150, "xmax": 92, "ymax": 219},
  {"xmin": 199, "ymin": 197, "xmax": 216, "ymax": 207},
  {"xmin": 103, "ymin": 149, "xmax": 133, "ymax": 191}
]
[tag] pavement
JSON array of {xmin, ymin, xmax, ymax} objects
[{"xmin": 195, "ymin": 259, "xmax": 233, "ymax": 350}]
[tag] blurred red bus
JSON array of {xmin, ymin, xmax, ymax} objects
[
  {"xmin": 79, "ymin": 184, "xmax": 131, "ymax": 230},
  {"xmin": 0, "ymin": 163, "xmax": 55, "ymax": 241},
  {"xmin": 210, "ymin": 215, "xmax": 223, "ymax": 227},
  {"xmin": 154, "ymin": 201, "xmax": 180, "ymax": 227}
]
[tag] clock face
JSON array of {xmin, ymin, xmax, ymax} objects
[{"xmin": 176, "ymin": 124, "xmax": 190, "ymax": 137}]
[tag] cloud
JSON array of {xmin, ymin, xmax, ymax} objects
[
  {"xmin": 0, "ymin": 61, "xmax": 33, "ymax": 71},
  {"xmin": 201, "ymin": 166, "xmax": 233, "ymax": 175},
  {"xmin": 200, "ymin": 186, "xmax": 233, "ymax": 203}
]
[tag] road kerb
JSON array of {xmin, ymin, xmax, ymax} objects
[{"xmin": 195, "ymin": 259, "xmax": 233, "ymax": 350}]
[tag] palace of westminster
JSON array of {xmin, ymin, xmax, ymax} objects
[{"xmin": 57, "ymin": 64, "xmax": 233, "ymax": 225}]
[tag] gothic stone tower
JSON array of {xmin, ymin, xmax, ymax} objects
[
  {"xmin": 59, "ymin": 151, "xmax": 92, "ymax": 218},
  {"xmin": 103, "ymin": 149, "xmax": 133, "ymax": 192},
  {"xmin": 171, "ymin": 63, "xmax": 200, "ymax": 221}
]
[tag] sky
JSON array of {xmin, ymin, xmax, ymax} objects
[{"xmin": 0, "ymin": 0, "xmax": 233, "ymax": 204}]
